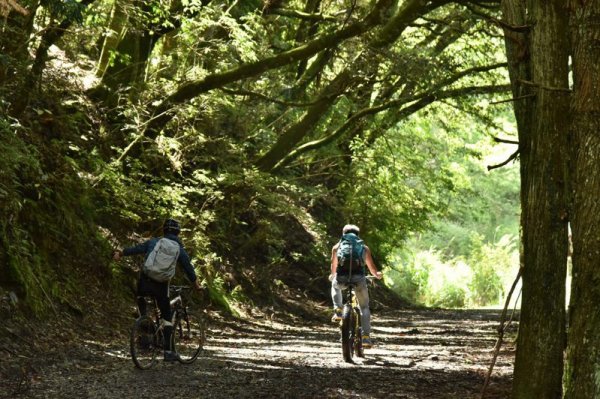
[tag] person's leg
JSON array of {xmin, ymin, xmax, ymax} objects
[
  {"xmin": 147, "ymin": 280, "xmax": 176, "ymax": 360},
  {"xmin": 136, "ymin": 275, "xmax": 150, "ymax": 316},
  {"xmin": 331, "ymin": 278, "xmax": 345, "ymax": 309},
  {"xmin": 331, "ymin": 276, "xmax": 347, "ymax": 321},
  {"xmin": 352, "ymin": 276, "xmax": 371, "ymax": 336}
]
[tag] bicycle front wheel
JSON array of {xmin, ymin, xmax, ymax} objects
[
  {"xmin": 130, "ymin": 316, "xmax": 160, "ymax": 369},
  {"xmin": 341, "ymin": 305, "xmax": 354, "ymax": 363},
  {"xmin": 173, "ymin": 309, "xmax": 205, "ymax": 364}
]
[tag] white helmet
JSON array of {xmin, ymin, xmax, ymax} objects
[{"xmin": 342, "ymin": 224, "xmax": 360, "ymax": 235}]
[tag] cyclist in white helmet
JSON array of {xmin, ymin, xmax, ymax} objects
[{"xmin": 329, "ymin": 224, "xmax": 382, "ymax": 348}]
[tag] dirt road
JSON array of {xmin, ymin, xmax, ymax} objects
[{"xmin": 1, "ymin": 308, "xmax": 515, "ymax": 398}]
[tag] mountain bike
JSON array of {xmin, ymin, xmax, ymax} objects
[
  {"xmin": 339, "ymin": 275, "xmax": 377, "ymax": 363},
  {"xmin": 130, "ymin": 285, "xmax": 205, "ymax": 369}
]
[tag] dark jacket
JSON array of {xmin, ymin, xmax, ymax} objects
[{"xmin": 123, "ymin": 233, "xmax": 197, "ymax": 283}]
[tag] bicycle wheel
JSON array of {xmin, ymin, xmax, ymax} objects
[
  {"xmin": 130, "ymin": 316, "xmax": 160, "ymax": 369},
  {"xmin": 341, "ymin": 304, "xmax": 354, "ymax": 363},
  {"xmin": 354, "ymin": 307, "xmax": 364, "ymax": 358},
  {"xmin": 173, "ymin": 309, "xmax": 205, "ymax": 364}
]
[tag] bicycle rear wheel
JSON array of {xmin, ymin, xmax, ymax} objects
[
  {"xmin": 130, "ymin": 316, "xmax": 160, "ymax": 369},
  {"xmin": 173, "ymin": 309, "xmax": 205, "ymax": 364},
  {"xmin": 341, "ymin": 305, "xmax": 354, "ymax": 363}
]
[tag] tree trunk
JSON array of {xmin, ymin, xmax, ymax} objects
[
  {"xmin": 100, "ymin": 0, "xmax": 159, "ymax": 96},
  {"xmin": 96, "ymin": 0, "xmax": 131, "ymax": 79},
  {"xmin": 506, "ymin": 0, "xmax": 570, "ymax": 398},
  {"xmin": 294, "ymin": 0, "xmax": 322, "ymax": 79},
  {"xmin": 0, "ymin": 1, "xmax": 37, "ymax": 86},
  {"xmin": 564, "ymin": 2, "xmax": 600, "ymax": 398}
]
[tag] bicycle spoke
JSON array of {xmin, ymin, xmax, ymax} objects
[
  {"xmin": 130, "ymin": 316, "xmax": 159, "ymax": 369},
  {"xmin": 341, "ymin": 305, "xmax": 354, "ymax": 363},
  {"xmin": 174, "ymin": 309, "xmax": 205, "ymax": 364}
]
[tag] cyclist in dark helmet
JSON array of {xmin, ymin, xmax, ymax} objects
[
  {"xmin": 113, "ymin": 218, "xmax": 201, "ymax": 362},
  {"xmin": 329, "ymin": 224, "xmax": 382, "ymax": 348}
]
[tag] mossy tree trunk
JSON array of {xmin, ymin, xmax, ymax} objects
[
  {"xmin": 100, "ymin": 0, "xmax": 162, "ymax": 98},
  {"xmin": 502, "ymin": 0, "xmax": 570, "ymax": 397},
  {"xmin": 96, "ymin": 0, "xmax": 131, "ymax": 79},
  {"xmin": 564, "ymin": 2, "xmax": 600, "ymax": 398},
  {"xmin": 0, "ymin": 1, "xmax": 37, "ymax": 86}
]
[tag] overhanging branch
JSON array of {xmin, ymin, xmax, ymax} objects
[
  {"xmin": 265, "ymin": 7, "xmax": 340, "ymax": 22},
  {"xmin": 487, "ymin": 149, "xmax": 520, "ymax": 171},
  {"xmin": 145, "ymin": 0, "xmax": 395, "ymax": 138},
  {"xmin": 272, "ymin": 82, "xmax": 511, "ymax": 171},
  {"xmin": 493, "ymin": 136, "xmax": 519, "ymax": 145}
]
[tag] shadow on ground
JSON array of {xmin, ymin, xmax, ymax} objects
[{"xmin": 1, "ymin": 307, "xmax": 516, "ymax": 398}]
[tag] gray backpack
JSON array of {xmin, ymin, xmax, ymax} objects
[{"xmin": 143, "ymin": 238, "xmax": 180, "ymax": 282}]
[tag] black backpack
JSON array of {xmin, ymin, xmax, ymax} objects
[{"xmin": 336, "ymin": 233, "xmax": 365, "ymax": 275}]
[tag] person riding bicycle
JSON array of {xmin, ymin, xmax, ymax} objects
[
  {"xmin": 113, "ymin": 218, "xmax": 201, "ymax": 362},
  {"xmin": 330, "ymin": 224, "xmax": 382, "ymax": 348}
]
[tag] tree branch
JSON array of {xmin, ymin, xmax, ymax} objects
[
  {"xmin": 464, "ymin": 3, "xmax": 530, "ymax": 32},
  {"xmin": 255, "ymin": 69, "xmax": 354, "ymax": 171},
  {"xmin": 257, "ymin": 1, "xmax": 475, "ymax": 172},
  {"xmin": 487, "ymin": 149, "xmax": 520, "ymax": 171},
  {"xmin": 1, "ymin": 0, "xmax": 29, "ymax": 16},
  {"xmin": 273, "ymin": 82, "xmax": 511, "ymax": 171},
  {"xmin": 489, "ymin": 93, "xmax": 535, "ymax": 104},
  {"xmin": 11, "ymin": 0, "xmax": 96, "ymax": 115},
  {"xmin": 145, "ymin": 0, "xmax": 396, "ymax": 138},
  {"xmin": 265, "ymin": 7, "xmax": 340, "ymax": 22},
  {"xmin": 493, "ymin": 136, "xmax": 519, "ymax": 145},
  {"xmin": 219, "ymin": 87, "xmax": 323, "ymax": 107},
  {"xmin": 480, "ymin": 267, "xmax": 522, "ymax": 399},
  {"xmin": 518, "ymin": 79, "xmax": 572, "ymax": 93},
  {"xmin": 371, "ymin": 0, "xmax": 453, "ymax": 47}
]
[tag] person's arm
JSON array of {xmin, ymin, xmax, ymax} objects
[
  {"xmin": 113, "ymin": 240, "xmax": 152, "ymax": 260},
  {"xmin": 178, "ymin": 247, "xmax": 202, "ymax": 290},
  {"xmin": 329, "ymin": 244, "xmax": 339, "ymax": 280},
  {"xmin": 364, "ymin": 246, "xmax": 382, "ymax": 279}
]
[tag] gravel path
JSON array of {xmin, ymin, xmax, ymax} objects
[{"xmin": 1, "ymin": 308, "xmax": 515, "ymax": 398}]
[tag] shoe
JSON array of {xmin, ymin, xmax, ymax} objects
[
  {"xmin": 331, "ymin": 307, "xmax": 342, "ymax": 322},
  {"xmin": 362, "ymin": 335, "xmax": 373, "ymax": 348},
  {"xmin": 164, "ymin": 350, "xmax": 180, "ymax": 362}
]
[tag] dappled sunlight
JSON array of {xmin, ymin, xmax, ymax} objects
[{"xmin": 8, "ymin": 307, "xmax": 514, "ymax": 399}]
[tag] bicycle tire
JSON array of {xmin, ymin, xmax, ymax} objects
[
  {"xmin": 341, "ymin": 304, "xmax": 354, "ymax": 363},
  {"xmin": 130, "ymin": 316, "xmax": 160, "ymax": 369},
  {"xmin": 354, "ymin": 307, "xmax": 364, "ymax": 358},
  {"xmin": 174, "ymin": 309, "xmax": 205, "ymax": 364}
]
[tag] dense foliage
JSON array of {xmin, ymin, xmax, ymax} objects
[
  {"xmin": 383, "ymin": 103, "xmax": 520, "ymax": 308},
  {"xmin": 0, "ymin": 0, "xmax": 516, "ymax": 314}
]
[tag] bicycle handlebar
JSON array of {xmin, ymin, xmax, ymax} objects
[{"xmin": 171, "ymin": 285, "xmax": 191, "ymax": 290}]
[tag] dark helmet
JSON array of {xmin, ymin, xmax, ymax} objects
[
  {"xmin": 163, "ymin": 218, "xmax": 181, "ymax": 235},
  {"xmin": 342, "ymin": 224, "xmax": 360, "ymax": 235}
]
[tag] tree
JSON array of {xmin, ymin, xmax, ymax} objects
[
  {"xmin": 564, "ymin": 2, "xmax": 600, "ymax": 397},
  {"xmin": 500, "ymin": 0, "xmax": 570, "ymax": 397}
]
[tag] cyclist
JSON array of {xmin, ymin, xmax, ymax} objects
[
  {"xmin": 113, "ymin": 218, "xmax": 201, "ymax": 362},
  {"xmin": 329, "ymin": 224, "xmax": 382, "ymax": 348}
]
